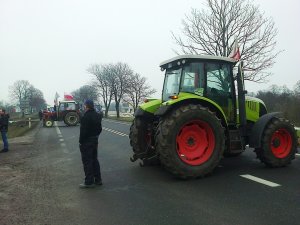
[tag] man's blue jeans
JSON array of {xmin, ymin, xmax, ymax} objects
[{"xmin": 1, "ymin": 130, "xmax": 8, "ymax": 150}]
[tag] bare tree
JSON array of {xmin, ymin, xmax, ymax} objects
[
  {"xmin": 123, "ymin": 73, "xmax": 156, "ymax": 112},
  {"xmin": 9, "ymin": 80, "xmax": 32, "ymax": 104},
  {"xmin": 293, "ymin": 80, "xmax": 300, "ymax": 97},
  {"xmin": 0, "ymin": 101, "xmax": 14, "ymax": 113},
  {"xmin": 110, "ymin": 62, "xmax": 134, "ymax": 118},
  {"xmin": 257, "ymin": 84, "xmax": 300, "ymax": 126},
  {"xmin": 87, "ymin": 64, "xmax": 113, "ymax": 118},
  {"xmin": 72, "ymin": 85, "xmax": 98, "ymax": 104},
  {"xmin": 172, "ymin": 0, "xmax": 280, "ymax": 82},
  {"xmin": 28, "ymin": 87, "xmax": 46, "ymax": 111},
  {"xmin": 9, "ymin": 80, "xmax": 46, "ymax": 114}
]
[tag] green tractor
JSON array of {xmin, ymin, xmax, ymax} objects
[{"xmin": 129, "ymin": 55, "xmax": 299, "ymax": 179}]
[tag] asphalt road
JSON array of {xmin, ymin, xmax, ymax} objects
[{"xmin": 9, "ymin": 119, "xmax": 300, "ymax": 225}]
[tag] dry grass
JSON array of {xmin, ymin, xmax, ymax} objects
[
  {"xmin": 7, "ymin": 121, "xmax": 39, "ymax": 139},
  {"xmin": 107, "ymin": 116, "xmax": 133, "ymax": 123}
]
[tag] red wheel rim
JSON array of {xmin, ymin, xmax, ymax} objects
[
  {"xmin": 176, "ymin": 120, "xmax": 215, "ymax": 166},
  {"xmin": 270, "ymin": 128, "xmax": 292, "ymax": 158}
]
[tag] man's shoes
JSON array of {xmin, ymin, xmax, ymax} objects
[
  {"xmin": 79, "ymin": 183, "xmax": 95, "ymax": 188},
  {"xmin": 94, "ymin": 180, "xmax": 103, "ymax": 185},
  {"xmin": 0, "ymin": 149, "xmax": 8, "ymax": 153}
]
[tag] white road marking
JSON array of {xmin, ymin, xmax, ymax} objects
[
  {"xmin": 103, "ymin": 127, "xmax": 128, "ymax": 137},
  {"xmin": 103, "ymin": 119, "xmax": 131, "ymax": 126},
  {"xmin": 240, "ymin": 174, "xmax": 281, "ymax": 187},
  {"xmin": 55, "ymin": 122, "xmax": 62, "ymax": 135},
  {"xmin": 60, "ymin": 143, "xmax": 68, "ymax": 153},
  {"xmin": 55, "ymin": 122, "xmax": 69, "ymax": 153},
  {"xmin": 296, "ymin": 153, "xmax": 300, "ymax": 156}
]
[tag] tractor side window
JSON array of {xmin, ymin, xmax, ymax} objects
[
  {"xmin": 206, "ymin": 63, "xmax": 234, "ymax": 122},
  {"xmin": 207, "ymin": 63, "xmax": 231, "ymax": 94},
  {"xmin": 181, "ymin": 63, "xmax": 205, "ymax": 96}
]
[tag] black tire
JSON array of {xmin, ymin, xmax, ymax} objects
[
  {"xmin": 255, "ymin": 117, "xmax": 297, "ymax": 167},
  {"xmin": 44, "ymin": 119, "xmax": 54, "ymax": 127},
  {"xmin": 155, "ymin": 104, "xmax": 225, "ymax": 179},
  {"xmin": 129, "ymin": 117, "xmax": 154, "ymax": 156},
  {"xmin": 64, "ymin": 112, "xmax": 79, "ymax": 126}
]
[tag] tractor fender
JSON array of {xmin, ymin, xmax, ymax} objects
[
  {"xmin": 154, "ymin": 105, "xmax": 170, "ymax": 116},
  {"xmin": 154, "ymin": 99, "xmax": 228, "ymax": 128},
  {"xmin": 134, "ymin": 107, "xmax": 155, "ymax": 119},
  {"xmin": 249, "ymin": 112, "xmax": 283, "ymax": 148}
]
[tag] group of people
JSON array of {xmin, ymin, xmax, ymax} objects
[
  {"xmin": 0, "ymin": 109, "xmax": 9, "ymax": 153},
  {"xmin": 0, "ymin": 100, "xmax": 103, "ymax": 188}
]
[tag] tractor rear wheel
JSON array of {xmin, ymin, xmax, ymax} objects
[
  {"xmin": 129, "ymin": 117, "xmax": 156, "ymax": 161},
  {"xmin": 155, "ymin": 104, "xmax": 225, "ymax": 179},
  {"xmin": 255, "ymin": 118, "xmax": 297, "ymax": 167},
  {"xmin": 64, "ymin": 112, "xmax": 79, "ymax": 126}
]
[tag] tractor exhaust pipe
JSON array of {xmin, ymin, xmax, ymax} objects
[{"xmin": 237, "ymin": 61, "xmax": 247, "ymax": 136}]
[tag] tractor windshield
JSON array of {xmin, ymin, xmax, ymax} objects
[
  {"xmin": 59, "ymin": 102, "xmax": 76, "ymax": 111},
  {"xmin": 162, "ymin": 68, "xmax": 181, "ymax": 101}
]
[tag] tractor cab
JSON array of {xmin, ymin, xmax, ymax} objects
[
  {"xmin": 57, "ymin": 101, "xmax": 79, "ymax": 119},
  {"xmin": 160, "ymin": 55, "xmax": 237, "ymax": 123}
]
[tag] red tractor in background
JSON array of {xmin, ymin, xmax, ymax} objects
[{"xmin": 43, "ymin": 100, "xmax": 82, "ymax": 127}]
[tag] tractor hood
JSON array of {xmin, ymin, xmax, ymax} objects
[
  {"xmin": 245, "ymin": 95, "xmax": 266, "ymax": 106},
  {"xmin": 138, "ymin": 99, "xmax": 162, "ymax": 114}
]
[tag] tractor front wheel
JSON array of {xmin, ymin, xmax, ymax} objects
[
  {"xmin": 44, "ymin": 119, "xmax": 54, "ymax": 127},
  {"xmin": 155, "ymin": 104, "xmax": 225, "ymax": 179},
  {"xmin": 255, "ymin": 118, "xmax": 297, "ymax": 167}
]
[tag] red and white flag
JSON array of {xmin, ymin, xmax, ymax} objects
[
  {"xmin": 64, "ymin": 93, "xmax": 74, "ymax": 101},
  {"xmin": 228, "ymin": 39, "xmax": 241, "ymax": 60}
]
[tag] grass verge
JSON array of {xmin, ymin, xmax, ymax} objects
[
  {"xmin": 7, "ymin": 121, "xmax": 39, "ymax": 139},
  {"xmin": 107, "ymin": 116, "xmax": 134, "ymax": 123}
]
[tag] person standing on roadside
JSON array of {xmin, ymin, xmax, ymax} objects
[
  {"xmin": 38, "ymin": 109, "xmax": 43, "ymax": 121},
  {"xmin": 0, "ymin": 109, "xmax": 10, "ymax": 153},
  {"xmin": 79, "ymin": 99, "xmax": 103, "ymax": 188}
]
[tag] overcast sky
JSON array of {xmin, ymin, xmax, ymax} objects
[{"xmin": 0, "ymin": 0, "xmax": 299, "ymax": 105}]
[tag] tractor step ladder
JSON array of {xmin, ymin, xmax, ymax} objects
[{"xmin": 229, "ymin": 129, "xmax": 244, "ymax": 153}]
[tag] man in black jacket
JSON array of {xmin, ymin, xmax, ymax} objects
[
  {"xmin": 0, "ymin": 109, "xmax": 9, "ymax": 153},
  {"xmin": 79, "ymin": 99, "xmax": 103, "ymax": 188}
]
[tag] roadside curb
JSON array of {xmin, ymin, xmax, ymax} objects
[{"xmin": 8, "ymin": 121, "xmax": 41, "ymax": 145}]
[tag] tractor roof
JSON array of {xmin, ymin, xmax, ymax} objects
[
  {"xmin": 59, "ymin": 100, "xmax": 77, "ymax": 103},
  {"xmin": 159, "ymin": 54, "xmax": 237, "ymax": 68}
]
